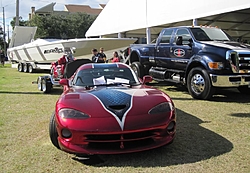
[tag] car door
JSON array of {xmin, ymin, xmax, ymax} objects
[{"xmin": 169, "ymin": 28, "xmax": 194, "ymax": 70}]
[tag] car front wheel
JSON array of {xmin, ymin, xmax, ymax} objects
[
  {"xmin": 49, "ymin": 112, "xmax": 60, "ymax": 149},
  {"xmin": 187, "ymin": 67, "xmax": 214, "ymax": 100}
]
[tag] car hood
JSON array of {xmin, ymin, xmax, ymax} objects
[{"xmin": 201, "ymin": 41, "xmax": 250, "ymax": 50}]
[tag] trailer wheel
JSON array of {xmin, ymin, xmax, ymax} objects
[
  {"xmin": 41, "ymin": 78, "xmax": 52, "ymax": 93},
  {"xmin": 18, "ymin": 63, "xmax": 23, "ymax": 72},
  {"xmin": 49, "ymin": 112, "xmax": 60, "ymax": 149},
  {"xmin": 238, "ymin": 86, "xmax": 250, "ymax": 94},
  {"xmin": 187, "ymin": 67, "xmax": 214, "ymax": 100},
  {"xmin": 23, "ymin": 63, "xmax": 28, "ymax": 73},
  {"xmin": 37, "ymin": 77, "xmax": 43, "ymax": 91},
  {"xmin": 131, "ymin": 62, "xmax": 144, "ymax": 78},
  {"xmin": 28, "ymin": 64, "xmax": 34, "ymax": 73}
]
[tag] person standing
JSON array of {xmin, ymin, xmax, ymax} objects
[
  {"xmin": 111, "ymin": 51, "xmax": 120, "ymax": 63},
  {"xmin": 0, "ymin": 50, "xmax": 5, "ymax": 66},
  {"xmin": 99, "ymin": 47, "xmax": 107, "ymax": 62},
  {"xmin": 91, "ymin": 48, "xmax": 104, "ymax": 63}
]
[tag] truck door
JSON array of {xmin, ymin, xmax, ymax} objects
[
  {"xmin": 169, "ymin": 28, "xmax": 194, "ymax": 70},
  {"xmin": 154, "ymin": 28, "xmax": 174, "ymax": 68}
]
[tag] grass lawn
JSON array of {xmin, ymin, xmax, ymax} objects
[{"xmin": 0, "ymin": 65, "xmax": 249, "ymax": 173}]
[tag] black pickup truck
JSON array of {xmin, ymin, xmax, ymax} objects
[{"xmin": 128, "ymin": 26, "xmax": 250, "ymax": 100}]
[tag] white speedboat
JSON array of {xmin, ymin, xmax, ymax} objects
[{"xmin": 7, "ymin": 26, "xmax": 136, "ymax": 72}]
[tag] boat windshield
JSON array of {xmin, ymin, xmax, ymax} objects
[
  {"xmin": 190, "ymin": 27, "xmax": 231, "ymax": 41},
  {"xmin": 72, "ymin": 67, "xmax": 140, "ymax": 87}
]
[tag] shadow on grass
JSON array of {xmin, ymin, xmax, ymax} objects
[
  {"xmin": 73, "ymin": 108, "xmax": 233, "ymax": 166},
  {"xmin": 0, "ymin": 88, "xmax": 63, "ymax": 95},
  {"xmin": 150, "ymin": 82, "xmax": 250, "ymax": 103},
  {"xmin": 229, "ymin": 113, "xmax": 250, "ymax": 118}
]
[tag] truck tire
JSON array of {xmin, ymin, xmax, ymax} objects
[
  {"xmin": 23, "ymin": 63, "xmax": 28, "ymax": 73},
  {"xmin": 187, "ymin": 67, "xmax": 214, "ymax": 100},
  {"xmin": 41, "ymin": 78, "xmax": 52, "ymax": 93},
  {"xmin": 131, "ymin": 62, "xmax": 144, "ymax": 78},
  {"xmin": 49, "ymin": 112, "xmax": 60, "ymax": 149},
  {"xmin": 18, "ymin": 63, "xmax": 23, "ymax": 72},
  {"xmin": 238, "ymin": 86, "xmax": 250, "ymax": 94}
]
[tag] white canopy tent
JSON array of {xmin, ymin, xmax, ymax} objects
[{"xmin": 86, "ymin": 0, "xmax": 250, "ymax": 43}]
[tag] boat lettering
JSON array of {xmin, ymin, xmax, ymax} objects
[{"xmin": 44, "ymin": 47, "xmax": 64, "ymax": 54}]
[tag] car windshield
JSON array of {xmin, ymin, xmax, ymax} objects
[
  {"xmin": 72, "ymin": 66, "xmax": 140, "ymax": 87},
  {"xmin": 190, "ymin": 27, "xmax": 231, "ymax": 41}
]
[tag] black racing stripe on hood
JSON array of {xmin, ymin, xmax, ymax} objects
[{"xmin": 91, "ymin": 89, "xmax": 131, "ymax": 121}]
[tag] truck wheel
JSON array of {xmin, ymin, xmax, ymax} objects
[
  {"xmin": 238, "ymin": 86, "xmax": 250, "ymax": 94},
  {"xmin": 41, "ymin": 78, "xmax": 52, "ymax": 93},
  {"xmin": 18, "ymin": 63, "xmax": 23, "ymax": 72},
  {"xmin": 187, "ymin": 67, "xmax": 214, "ymax": 100},
  {"xmin": 131, "ymin": 62, "xmax": 144, "ymax": 78},
  {"xmin": 49, "ymin": 112, "xmax": 60, "ymax": 149},
  {"xmin": 23, "ymin": 63, "xmax": 28, "ymax": 73}
]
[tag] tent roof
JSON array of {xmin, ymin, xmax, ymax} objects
[{"xmin": 86, "ymin": 0, "xmax": 250, "ymax": 40}]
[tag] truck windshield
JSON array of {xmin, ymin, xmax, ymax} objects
[{"xmin": 190, "ymin": 27, "xmax": 230, "ymax": 41}]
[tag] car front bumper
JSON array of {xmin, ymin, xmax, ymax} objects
[{"xmin": 57, "ymin": 123, "xmax": 176, "ymax": 155}]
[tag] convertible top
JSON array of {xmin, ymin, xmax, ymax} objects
[{"xmin": 64, "ymin": 59, "xmax": 92, "ymax": 78}]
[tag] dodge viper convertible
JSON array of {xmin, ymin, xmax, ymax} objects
[{"xmin": 49, "ymin": 62, "xmax": 176, "ymax": 155}]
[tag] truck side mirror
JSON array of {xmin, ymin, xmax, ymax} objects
[
  {"xmin": 188, "ymin": 38, "xmax": 193, "ymax": 47},
  {"xmin": 176, "ymin": 36, "xmax": 183, "ymax": 45}
]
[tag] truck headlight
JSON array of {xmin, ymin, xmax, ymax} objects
[
  {"xmin": 149, "ymin": 102, "xmax": 174, "ymax": 114},
  {"xmin": 58, "ymin": 108, "xmax": 90, "ymax": 119},
  {"xmin": 208, "ymin": 62, "xmax": 224, "ymax": 70}
]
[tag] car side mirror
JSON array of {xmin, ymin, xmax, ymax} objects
[
  {"xmin": 142, "ymin": 75, "xmax": 153, "ymax": 84},
  {"xmin": 59, "ymin": 78, "xmax": 69, "ymax": 86}
]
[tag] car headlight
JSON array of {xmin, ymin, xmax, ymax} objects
[
  {"xmin": 58, "ymin": 108, "xmax": 90, "ymax": 119},
  {"xmin": 208, "ymin": 62, "xmax": 224, "ymax": 70},
  {"xmin": 149, "ymin": 102, "xmax": 174, "ymax": 114}
]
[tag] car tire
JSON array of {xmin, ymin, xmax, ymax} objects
[
  {"xmin": 18, "ymin": 63, "xmax": 23, "ymax": 72},
  {"xmin": 187, "ymin": 67, "xmax": 214, "ymax": 100},
  {"xmin": 131, "ymin": 62, "xmax": 144, "ymax": 78},
  {"xmin": 49, "ymin": 112, "xmax": 60, "ymax": 149},
  {"xmin": 238, "ymin": 86, "xmax": 250, "ymax": 94},
  {"xmin": 41, "ymin": 78, "xmax": 52, "ymax": 93}
]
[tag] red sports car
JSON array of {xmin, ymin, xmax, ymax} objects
[{"xmin": 49, "ymin": 62, "xmax": 176, "ymax": 155}]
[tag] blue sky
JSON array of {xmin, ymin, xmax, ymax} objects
[{"xmin": 0, "ymin": 0, "xmax": 109, "ymax": 33}]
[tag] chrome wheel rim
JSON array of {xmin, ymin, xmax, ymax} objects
[
  {"xmin": 42, "ymin": 80, "xmax": 46, "ymax": 92},
  {"xmin": 190, "ymin": 73, "xmax": 205, "ymax": 94},
  {"xmin": 38, "ymin": 78, "xmax": 42, "ymax": 91}
]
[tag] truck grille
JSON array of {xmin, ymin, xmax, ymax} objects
[{"xmin": 227, "ymin": 51, "xmax": 250, "ymax": 73}]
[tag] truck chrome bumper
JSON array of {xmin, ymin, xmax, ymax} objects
[{"xmin": 210, "ymin": 74, "xmax": 250, "ymax": 87}]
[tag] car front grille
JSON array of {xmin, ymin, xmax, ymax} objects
[{"xmin": 84, "ymin": 129, "xmax": 166, "ymax": 150}]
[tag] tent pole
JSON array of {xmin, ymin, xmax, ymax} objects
[{"xmin": 146, "ymin": 27, "xmax": 151, "ymax": 44}]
